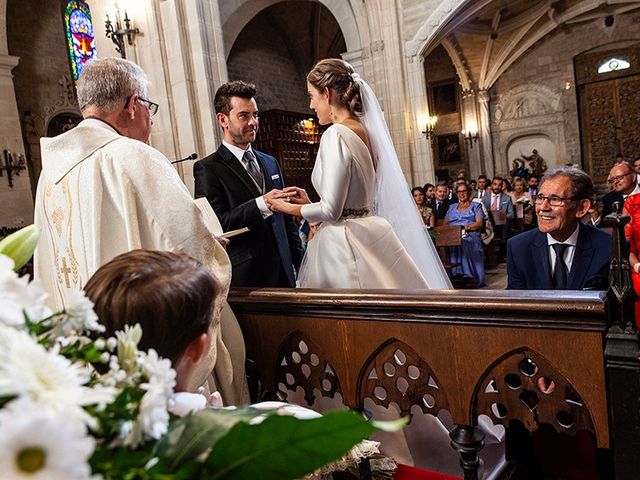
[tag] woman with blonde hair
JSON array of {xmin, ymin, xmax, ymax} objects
[{"xmin": 270, "ymin": 59, "xmax": 450, "ymax": 289}]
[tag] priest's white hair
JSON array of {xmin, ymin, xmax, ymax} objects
[{"xmin": 77, "ymin": 57, "xmax": 150, "ymax": 114}]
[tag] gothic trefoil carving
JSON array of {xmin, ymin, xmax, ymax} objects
[
  {"xmin": 275, "ymin": 331, "xmax": 341, "ymax": 406},
  {"xmin": 357, "ymin": 339, "xmax": 448, "ymax": 418},
  {"xmin": 472, "ymin": 348, "xmax": 596, "ymax": 438}
]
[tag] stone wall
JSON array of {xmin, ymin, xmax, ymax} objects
[
  {"xmin": 490, "ymin": 11, "xmax": 640, "ymax": 173},
  {"xmin": 227, "ymin": 1, "xmax": 345, "ymax": 114}
]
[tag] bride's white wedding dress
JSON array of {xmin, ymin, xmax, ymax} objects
[{"xmin": 297, "ymin": 123, "xmax": 444, "ymax": 289}]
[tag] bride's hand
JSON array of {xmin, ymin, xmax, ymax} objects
[
  {"xmin": 283, "ymin": 186, "xmax": 310, "ymax": 205},
  {"xmin": 270, "ymin": 197, "xmax": 296, "ymax": 215}
]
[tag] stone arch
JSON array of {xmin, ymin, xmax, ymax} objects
[
  {"xmin": 406, "ymin": 0, "xmax": 472, "ymax": 61},
  {"xmin": 221, "ymin": 0, "xmax": 362, "ymax": 58}
]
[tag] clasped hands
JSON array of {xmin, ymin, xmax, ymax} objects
[{"xmin": 264, "ymin": 186, "xmax": 310, "ymax": 215}]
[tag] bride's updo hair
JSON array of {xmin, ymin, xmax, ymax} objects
[{"xmin": 307, "ymin": 59, "xmax": 363, "ymax": 115}]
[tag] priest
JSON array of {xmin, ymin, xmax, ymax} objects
[{"xmin": 33, "ymin": 57, "xmax": 246, "ymax": 405}]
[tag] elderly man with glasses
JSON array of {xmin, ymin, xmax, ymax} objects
[
  {"xmin": 34, "ymin": 57, "xmax": 248, "ymax": 405},
  {"xmin": 506, "ymin": 167, "xmax": 611, "ymax": 290},
  {"xmin": 602, "ymin": 161, "xmax": 640, "ymax": 216}
]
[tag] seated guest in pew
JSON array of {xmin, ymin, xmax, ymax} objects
[
  {"xmin": 429, "ymin": 181, "xmax": 453, "ymax": 221},
  {"xmin": 507, "ymin": 167, "xmax": 611, "ymax": 290},
  {"xmin": 443, "ymin": 183, "xmax": 486, "ymax": 287},
  {"xmin": 412, "ymin": 186, "xmax": 435, "ymax": 227},
  {"xmin": 482, "ymin": 176, "xmax": 514, "ymax": 260},
  {"xmin": 602, "ymin": 161, "xmax": 639, "ymax": 216}
]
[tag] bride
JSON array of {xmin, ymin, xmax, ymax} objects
[{"xmin": 270, "ymin": 59, "xmax": 451, "ymax": 290}]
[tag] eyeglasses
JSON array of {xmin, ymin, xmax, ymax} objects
[
  {"xmin": 138, "ymin": 97, "xmax": 159, "ymax": 116},
  {"xmin": 534, "ymin": 194, "xmax": 578, "ymax": 206},
  {"xmin": 457, "ymin": 189, "xmax": 468, "ymax": 194},
  {"xmin": 125, "ymin": 95, "xmax": 159, "ymax": 116},
  {"xmin": 607, "ymin": 172, "xmax": 633, "ymax": 184}
]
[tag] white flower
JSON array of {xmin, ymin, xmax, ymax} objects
[
  {"xmin": 0, "ymin": 276, "xmax": 51, "ymax": 328},
  {"xmin": 117, "ymin": 324, "xmax": 142, "ymax": 374},
  {"xmin": 0, "ymin": 325, "xmax": 115, "ymax": 424},
  {"xmin": 0, "ymin": 253, "xmax": 17, "ymax": 282},
  {"xmin": 0, "ymin": 398, "xmax": 95, "ymax": 480},
  {"xmin": 50, "ymin": 290, "xmax": 104, "ymax": 337},
  {"xmin": 123, "ymin": 349, "xmax": 176, "ymax": 447}
]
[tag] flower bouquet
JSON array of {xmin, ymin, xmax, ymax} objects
[{"xmin": 0, "ymin": 226, "xmax": 402, "ymax": 479}]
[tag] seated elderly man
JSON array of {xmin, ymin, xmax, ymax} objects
[
  {"xmin": 602, "ymin": 161, "xmax": 639, "ymax": 216},
  {"xmin": 507, "ymin": 167, "xmax": 611, "ymax": 290}
]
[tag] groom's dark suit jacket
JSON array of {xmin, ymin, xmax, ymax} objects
[
  {"xmin": 194, "ymin": 145, "xmax": 303, "ymax": 288},
  {"xmin": 506, "ymin": 223, "xmax": 611, "ymax": 290}
]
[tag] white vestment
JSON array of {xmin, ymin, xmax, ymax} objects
[{"xmin": 34, "ymin": 118, "xmax": 247, "ymax": 404}]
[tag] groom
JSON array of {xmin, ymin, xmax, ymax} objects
[{"xmin": 194, "ymin": 81, "xmax": 303, "ymax": 288}]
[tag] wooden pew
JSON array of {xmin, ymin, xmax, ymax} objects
[
  {"xmin": 230, "ymin": 288, "xmax": 611, "ymax": 477},
  {"xmin": 229, "ymin": 205, "xmax": 640, "ymax": 479}
]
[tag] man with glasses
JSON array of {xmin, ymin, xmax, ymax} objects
[
  {"xmin": 602, "ymin": 161, "xmax": 639, "ymax": 216},
  {"xmin": 506, "ymin": 167, "xmax": 610, "ymax": 289},
  {"xmin": 34, "ymin": 57, "xmax": 248, "ymax": 405}
]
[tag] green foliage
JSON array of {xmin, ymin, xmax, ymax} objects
[{"xmin": 205, "ymin": 410, "xmax": 376, "ymax": 480}]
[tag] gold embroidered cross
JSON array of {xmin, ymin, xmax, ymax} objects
[{"xmin": 60, "ymin": 257, "xmax": 72, "ymax": 288}]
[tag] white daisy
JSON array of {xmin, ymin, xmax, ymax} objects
[
  {"xmin": 0, "ymin": 325, "xmax": 115, "ymax": 423},
  {"xmin": 0, "ymin": 253, "xmax": 17, "ymax": 281},
  {"xmin": 122, "ymin": 349, "xmax": 176, "ymax": 447},
  {"xmin": 0, "ymin": 276, "xmax": 51, "ymax": 328},
  {"xmin": 116, "ymin": 324, "xmax": 142, "ymax": 375},
  {"xmin": 0, "ymin": 398, "xmax": 95, "ymax": 480},
  {"xmin": 50, "ymin": 290, "xmax": 104, "ymax": 336}
]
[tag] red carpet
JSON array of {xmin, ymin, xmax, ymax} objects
[{"xmin": 394, "ymin": 464, "xmax": 462, "ymax": 480}]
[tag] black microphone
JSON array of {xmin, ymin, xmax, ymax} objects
[{"xmin": 171, "ymin": 153, "xmax": 198, "ymax": 164}]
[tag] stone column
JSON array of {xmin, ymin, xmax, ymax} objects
[
  {"xmin": 363, "ymin": 0, "xmax": 417, "ymax": 185},
  {"xmin": 0, "ymin": 54, "xmax": 33, "ymax": 227},
  {"xmin": 477, "ymin": 90, "xmax": 495, "ymax": 178},
  {"xmin": 406, "ymin": 54, "xmax": 436, "ymax": 184},
  {"xmin": 461, "ymin": 89, "xmax": 482, "ymax": 180}
]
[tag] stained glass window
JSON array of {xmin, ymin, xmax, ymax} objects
[{"xmin": 65, "ymin": 0, "xmax": 97, "ymax": 81}]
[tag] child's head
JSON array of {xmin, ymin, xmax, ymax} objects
[{"xmin": 85, "ymin": 249, "xmax": 221, "ymax": 389}]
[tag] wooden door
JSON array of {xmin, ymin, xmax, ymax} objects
[{"xmin": 575, "ymin": 45, "xmax": 640, "ymax": 184}]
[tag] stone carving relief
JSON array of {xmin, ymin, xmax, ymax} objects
[{"xmin": 493, "ymin": 84, "xmax": 563, "ymax": 128}]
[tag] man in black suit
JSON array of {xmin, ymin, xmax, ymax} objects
[
  {"xmin": 194, "ymin": 81, "xmax": 303, "ymax": 287},
  {"xmin": 428, "ymin": 181, "xmax": 452, "ymax": 221},
  {"xmin": 602, "ymin": 161, "xmax": 639, "ymax": 216},
  {"xmin": 507, "ymin": 167, "xmax": 610, "ymax": 290}
]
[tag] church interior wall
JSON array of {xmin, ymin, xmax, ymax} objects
[
  {"xmin": 490, "ymin": 11, "xmax": 640, "ymax": 175},
  {"xmin": 227, "ymin": 1, "xmax": 345, "ymax": 114}
]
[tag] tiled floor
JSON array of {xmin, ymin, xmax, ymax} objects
[{"xmin": 482, "ymin": 262, "xmax": 507, "ymax": 290}]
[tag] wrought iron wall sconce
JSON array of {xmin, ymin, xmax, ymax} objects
[
  {"xmin": 105, "ymin": 9, "xmax": 139, "ymax": 59},
  {"xmin": 422, "ymin": 116, "xmax": 438, "ymax": 141},
  {"xmin": 462, "ymin": 130, "xmax": 479, "ymax": 149},
  {"xmin": 1, "ymin": 150, "xmax": 26, "ymax": 188}
]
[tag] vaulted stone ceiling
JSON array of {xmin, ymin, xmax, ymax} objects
[{"xmin": 429, "ymin": 0, "xmax": 640, "ymax": 91}]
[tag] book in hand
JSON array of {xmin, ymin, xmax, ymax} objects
[{"xmin": 220, "ymin": 227, "xmax": 250, "ymax": 239}]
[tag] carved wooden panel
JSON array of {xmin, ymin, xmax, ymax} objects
[
  {"xmin": 274, "ymin": 331, "xmax": 341, "ymax": 406},
  {"xmin": 472, "ymin": 348, "xmax": 595, "ymax": 438},
  {"xmin": 580, "ymin": 81, "xmax": 618, "ymax": 184},
  {"xmin": 357, "ymin": 339, "xmax": 449, "ymax": 418},
  {"xmin": 618, "ymin": 76, "xmax": 640, "ymax": 158}
]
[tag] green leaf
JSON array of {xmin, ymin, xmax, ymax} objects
[
  {"xmin": 157, "ymin": 407, "xmax": 274, "ymax": 470},
  {"xmin": 205, "ymin": 410, "xmax": 375, "ymax": 480},
  {"xmin": 371, "ymin": 416, "xmax": 409, "ymax": 432},
  {"xmin": 0, "ymin": 224, "xmax": 40, "ymax": 270}
]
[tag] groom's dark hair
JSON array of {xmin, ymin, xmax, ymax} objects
[{"xmin": 214, "ymin": 81, "xmax": 257, "ymax": 116}]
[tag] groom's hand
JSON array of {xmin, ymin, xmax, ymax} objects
[{"xmin": 263, "ymin": 189, "xmax": 287, "ymax": 209}]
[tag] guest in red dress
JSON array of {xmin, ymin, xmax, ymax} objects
[{"xmin": 623, "ymin": 192, "xmax": 640, "ymax": 326}]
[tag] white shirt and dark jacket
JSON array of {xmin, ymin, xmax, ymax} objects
[{"xmin": 506, "ymin": 222, "xmax": 611, "ymax": 290}]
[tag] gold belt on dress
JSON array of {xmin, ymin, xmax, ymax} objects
[{"xmin": 341, "ymin": 207, "xmax": 370, "ymax": 218}]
